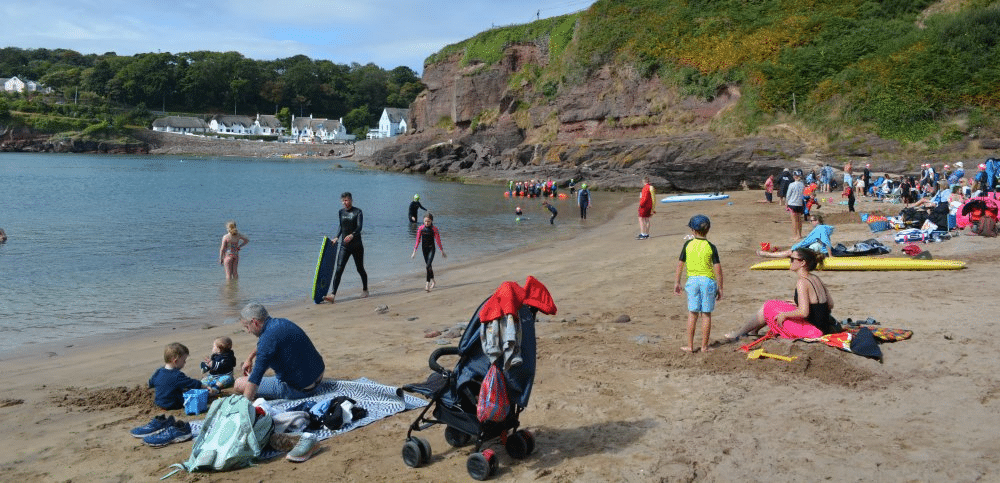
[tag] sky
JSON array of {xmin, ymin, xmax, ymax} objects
[{"xmin": 1, "ymin": 0, "xmax": 596, "ymax": 74}]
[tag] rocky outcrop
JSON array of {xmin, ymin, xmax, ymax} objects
[{"xmin": 372, "ymin": 37, "xmax": 1000, "ymax": 191}]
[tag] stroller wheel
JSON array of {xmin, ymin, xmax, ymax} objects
[
  {"xmin": 402, "ymin": 437, "xmax": 431, "ymax": 468},
  {"xmin": 467, "ymin": 449, "xmax": 498, "ymax": 481},
  {"xmin": 445, "ymin": 426, "xmax": 474, "ymax": 447},
  {"xmin": 505, "ymin": 430, "xmax": 532, "ymax": 460},
  {"xmin": 521, "ymin": 430, "xmax": 536, "ymax": 455}
]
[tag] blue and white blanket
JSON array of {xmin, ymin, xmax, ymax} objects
[{"xmin": 190, "ymin": 377, "xmax": 426, "ymax": 457}]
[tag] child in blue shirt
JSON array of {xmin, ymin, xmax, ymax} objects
[
  {"xmin": 673, "ymin": 215, "xmax": 723, "ymax": 353},
  {"xmin": 149, "ymin": 342, "xmax": 217, "ymax": 410}
]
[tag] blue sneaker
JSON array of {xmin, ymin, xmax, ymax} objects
[
  {"xmin": 143, "ymin": 420, "xmax": 193, "ymax": 447},
  {"xmin": 130, "ymin": 415, "xmax": 174, "ymax": 438}
]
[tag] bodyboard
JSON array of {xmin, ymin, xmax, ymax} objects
[
  {"xmin": 661, "ymin": 193, "xmax": 730, "ymax": 203},
  {"xmin": 312, "ymin": 237, "xmax": 337, "ymax": 303},
  {"xmin": 749, "ymin": 257, "xmax": 966, "ymax": 271}
]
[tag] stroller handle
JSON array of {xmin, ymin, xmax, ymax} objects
[{"xmin": 429, "ymin": 346, "xmax": 460, "ymax": 373}]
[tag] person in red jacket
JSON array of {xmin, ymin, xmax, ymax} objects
[{"xmin": 637, "ymin": 176, "xmax": 655, "ymax": 239}]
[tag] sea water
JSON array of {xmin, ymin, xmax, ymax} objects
[{"xmin": 0, "ymin": 153, "xmax": 586, "ymax": 356}]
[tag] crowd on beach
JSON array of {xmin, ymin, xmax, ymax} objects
[
  {"xmin": 125, "ymin": 157, "xmax": 1000, "ymax": 471},
  {"xmin": 675, "ymin": 156, "xmax": 1000, "ymax": 358}
]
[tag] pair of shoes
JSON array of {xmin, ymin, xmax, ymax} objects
[
  {"xmin": 143, "ymin": 420, "xmax": 193, "ymax": 447},
  {"xmin": 286, "ymin": 432, "xmax": 320, "ymax": 462},
  {"xmin": 130, "ymin": 414, "xmax": 174, "ymax": 438},
  {"xmin": 635, "ymin": 234, "xmax": 649, "ymax": 240}
]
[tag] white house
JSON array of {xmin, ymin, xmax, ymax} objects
[
  {"xmin": 371, "ymin": 107, "xmax": 409, "ymax": 139},
  {"xmin": 252, "ymin": 114, "xmax": 285, "ymax": 136},
  {"xmin": 209, "ymin": 115, "xmax": 254, "ymax": 135},
  {"xmin": 0, "ymin": 76, "xmax": 52, "ymax": 94},
  {"xmin": 151, "ymin": 116, "xmax": 209, "ymax": 134},
  {"xmin": 291, "ymin": 115, "xmax": 355, "ymax": 142}
]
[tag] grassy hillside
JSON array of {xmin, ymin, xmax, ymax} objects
[{"xmin": 425, "ymin": 0, "xmax": 1000, "ymax": 145}]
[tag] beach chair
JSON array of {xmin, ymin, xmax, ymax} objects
[
  {"xmin": 884, "ymin": 186, "xmax": 903, "ymax": 204},
  {"xmin": 399, "ymin": 277, "xmax": 555, "ymax": 480}
]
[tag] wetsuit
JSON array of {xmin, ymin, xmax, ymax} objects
[
  {"xmin": 408, "ymin": 200, "xmax": 427, "ymax": 223},
  {"xmin": 414, "ymin": 224, "xmax": 443, "ymax": 282},
  {"xmin": 331, "ymin": 206, "xmax": 368, "ymax": 295},
  {"xmin": 577, "ymin": 188, "xmax": 590, "ymax": 219},
  {"xmin": 545, "ymin": 204, "xmax": 558, "ymax": 224}
]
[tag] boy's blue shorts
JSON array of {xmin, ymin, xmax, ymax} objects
[{"xmin": 685, "ymin": 276, "xmax": 718, "ymax": 313}]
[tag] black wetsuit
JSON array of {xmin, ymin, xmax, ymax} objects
[
  {"xmin": 415, "ymin": 225, "xmax": 440, "ymax": 282},
  {"xmin": 332, "ymin": 206, "xmax": 368, "ymax": 295},
  {"xmin": 408, "ymin": 200, "xmax": 427, "ymax": 223},
  {"xmin": 545, "ymin": 204, "xmax": 558, "ymax": 224}
]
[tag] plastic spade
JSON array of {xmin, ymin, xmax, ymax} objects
[{"xmin": 747, "ymin": 348, "xmax": 797, "ymax": 362}]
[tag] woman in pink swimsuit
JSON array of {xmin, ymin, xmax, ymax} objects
[{"xmin": 219, "ymin": 221, "xmax": 249, "ymax": 280}]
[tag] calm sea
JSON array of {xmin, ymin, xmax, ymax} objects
[{"xmin": 0, "ymin": 153, "xmax": 591, "ymax": 356}]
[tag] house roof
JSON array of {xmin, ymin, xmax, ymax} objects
[
  {"xmin": 292, "ymin": 116, "xmax": 341, "ymax": 132},
  {"xmin": 383, "ymin": 108, "xmax": 409, "ymax": 123},
  {"xmin": 212, "ymin": 115, "xmax": 253, "ymax": 128},
  {"xmin": 152, "ymin": 116, "xmax": 208, "ymax": 129},
  {"xmin": 255, "ymin": 114, "xmax": 282, "ymax": 128}
]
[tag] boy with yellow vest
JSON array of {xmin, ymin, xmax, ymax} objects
[{"xmin": 673, "ymin": 215, "xmax": 724, "ymax": 353}]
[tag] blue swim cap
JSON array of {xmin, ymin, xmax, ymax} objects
[{"xmin": 688, "ymin": 215, "xmax": 711, "ymax": 231}]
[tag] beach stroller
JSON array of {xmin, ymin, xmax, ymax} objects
[{"xmin": 400, "ymin": 276, "xmax": 556, "ymax": 480}]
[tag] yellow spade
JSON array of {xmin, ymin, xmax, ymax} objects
[{"xmin": 747, "ymin": 348, "xmax": 797, "ymax": 362}]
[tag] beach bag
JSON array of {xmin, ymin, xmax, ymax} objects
[
  {"xmin": 477, "ymin": 363, "xmax": 511, "ymax": 423},
  {"xmin": 166, "ymin": 395, "xmax": 273, "ymax": 476}
]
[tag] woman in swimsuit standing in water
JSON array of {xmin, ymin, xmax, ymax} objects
[{"xmin": 219, "ymin": 221, "xmax": 249, "ymax": 280}]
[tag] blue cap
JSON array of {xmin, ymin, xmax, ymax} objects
[{"xmin": 688, "ymin": 215, "xmax": 711, "ymax": 231}]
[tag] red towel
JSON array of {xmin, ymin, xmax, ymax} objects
[{"xmin": 478, "ymin": 276, "xmax": 557, "ymax": 321}]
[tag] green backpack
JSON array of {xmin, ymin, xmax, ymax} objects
[{"xmin": 163, "ymin": 395, "xmax": 273, "ymax": 478}]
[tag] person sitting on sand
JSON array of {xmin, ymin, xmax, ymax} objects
[
  {"xmin": 200, "ymin": 336, "xmax": 237, "ymax": 390},
  {"xmin": 726, "ymin": 248, "xmax": 836, "ymax": 341},
  {"xmin": 149, "ymin": 342, "xmax": 219, "ymax": 410},
  {"xmin": 234, "ymin": 303, "xmax": 326, "ymax": 401},
  {"xmin": 673, "ymin": 215, "xmax": 723, "ymax": 353},
  {"xmin": 758, "ymin": 214, "xmax": 834, "ymax": 257}
]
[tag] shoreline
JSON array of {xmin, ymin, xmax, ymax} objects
[
  {"xmin": 4, "ymin": 190, "xmax": 999, "ymax": 481},
  {"xmin": 0, "ymin": 191, "xmax": 634, "ymax": 364}
]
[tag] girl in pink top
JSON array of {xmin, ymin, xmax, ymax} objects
[{"xmin": 411, "ymin": 213, "xmax": 446, "ymax": 291}]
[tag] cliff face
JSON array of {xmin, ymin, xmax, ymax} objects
[
  {"xmin": 370, "ymin": 43, "xmax": 816, "ymax": 191},
  {"xmin": 366, "ymin": 40, "xmax": 993, "ymax": 191}
]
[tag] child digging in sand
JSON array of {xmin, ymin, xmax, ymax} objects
[
  {"xmin": 148, "ymin": 342, "xmax": 218, "ymax": 410},
  {"xmin": 673, "ymin": 215, "xmax": 723, "ymax": 353}
]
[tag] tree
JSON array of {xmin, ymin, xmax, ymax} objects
[
  {"xmin": 343, "ymin": 105, "xmax": 370, "ymax": 138},
  {"xmin": 276, "ymin": 107, "xmax": 291, "ymax": 131}
]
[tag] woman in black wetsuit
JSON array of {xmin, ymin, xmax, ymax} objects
[
  {"xmin": 411, "ymin": 213, "xmax": 446, "ymax": 291},
  {"xmin": 325, "ymin": 192, "xmax": 368, "ymax": 303}
]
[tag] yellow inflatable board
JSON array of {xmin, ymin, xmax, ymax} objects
[{"xmin": 749, "ymin": 257, "xmax": 966, "ymax": 271}]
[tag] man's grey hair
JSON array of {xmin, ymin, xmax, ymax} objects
[{"xmin": 241, "ymin": 302, "xmax": 269, "ymax": 322}]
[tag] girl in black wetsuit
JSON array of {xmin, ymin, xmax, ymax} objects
[
  {"xmin": 325, "ymin": 192, "xmax": 368, "ymax": 303},
  {"xmin": 411, "ymin": 213, "xmax": 446, "ymax": 291}
]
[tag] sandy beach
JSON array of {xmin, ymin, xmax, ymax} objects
[{"xmin": 2, "ymin": 189, "xmax": 999, "ymax": 482}]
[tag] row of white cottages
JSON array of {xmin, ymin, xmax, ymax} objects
[{"xmin": 153, "ymin": 108, "xmax": 410, "ymax": 142}]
